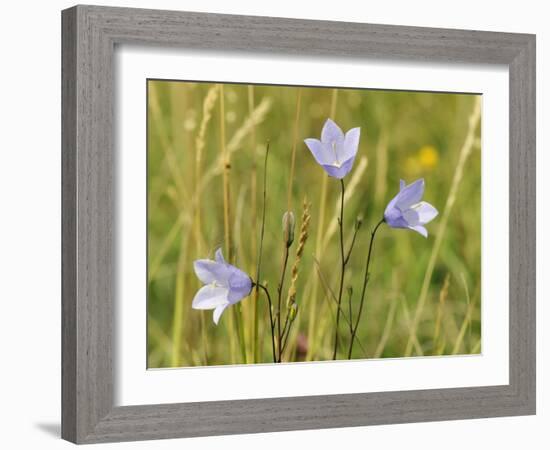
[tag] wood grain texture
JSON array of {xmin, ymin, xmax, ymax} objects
[
  {"xmin": 61, "ymin": 4, "xmax": 536, "ymax": 444},
  {"xmin": 61, "ymin": 6, "xmax": 77, "ymax": 443}
]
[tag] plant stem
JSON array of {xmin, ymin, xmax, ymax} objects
[
  {"xmin": 277, "ymin": 247, "xmax": 290, "ymax": 362},
  {"xmin": 248, "ymin": 86, "xmax": 260, "ymax": 364},
  {"xmin": 344, "ymin": 223, "xmax": 360, "ymax": 266},
  {"xmin": 281, "ymin": 308, "xmax": 291, "ymax": 344},
  {"xmin": 347, "ymin": 288, "xmax": 354, "ymax": 335},
  {"xmin": 256, "ymin": 283, "xmax": 276, "ymax": 363},
  {"xmin": 332, "ymin": 179, "xmax": 346, "ymax": 360},
  {"xmin": 313, "ymin": 257, "xmax": 368, "ymax": 358},
  {"xmin": 281, "ymin": 315, "xmax": 296, "ymax": 356},
  {"xmin": 277, "ymin": 89, "xmax": 301, "ymax": 363},
  {"xmin": 254, "ymin": 142, "xmax": 271, "ymax": 362},
  {"xmin": 280, "ymin": 299, "xmax": 297, "ymax": 358},
  {"xmin": 347, "ymin": 218, "xmax": 384, "ymax": 359},
  {"xmin": 305, "ymin": 88, "xmax": 339, "ymax": 361},
  {"xmin": 306, "ymin": 172, "xmax": 328, "ymax": 360}
]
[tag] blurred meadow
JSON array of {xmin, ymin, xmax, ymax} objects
[{"xmin": 147, "ymin": 79, "xmax": 482, "ymax": 368}]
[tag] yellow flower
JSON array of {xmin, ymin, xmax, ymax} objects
[{"xmin": 418, "ymin": 145, "xmax": 439, "ymax": 170}]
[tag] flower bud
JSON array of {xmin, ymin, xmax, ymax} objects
[
  {"xmin": 288, "ymin": 303, "xmax": 298, "ymax": 321},
  {"xmin": 282, "ymin": 211, "xmax": 295, "ymax": 247}
]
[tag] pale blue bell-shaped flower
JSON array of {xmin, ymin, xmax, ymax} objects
[
  {"xmin": 384, "ymin": 179, "xmax": 438, "ymax": 237},
  {"xmin": 304, "ymin": 118, "xmax": 360, "ymax": 179},
  {"xmin": 192, "ymin": 248, "xmax": 252, "ymax": 324}
]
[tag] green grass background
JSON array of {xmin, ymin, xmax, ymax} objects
[{"xmin": 147, "ymin": 80, "xmax": 481, "ymax": 367}]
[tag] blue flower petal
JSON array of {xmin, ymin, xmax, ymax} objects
[
  {"xmin": 321, "ymin": 156, "xmax": 355, "ymax": 179},
  {"xmin": 227, "ymin": 270, "xmax": 252, "ymax": 303},
  {"xmin": 306, "ymin": 119, "xmax": 360, "ymax": 179},
  {"xmin": 215, "ymin": 248, "xmax": 226, "ymax": 265},
  {"xmin": 409, "ymin": 225, "xmax": 428, "ymax": 238},
  {"xmin": 415, "ymin": 201, "xmax": 438, "ymax": 224},
  {"xmin": 384, "ymin": 194, "xmax": 400, "ymax": 218},
  {"xmin": 384, "ymin": 206, "xmax": 408, "ymax": 228},
  {"xmin": 192, "ymin": 285, "xmax": 229, "ymax": 309},
  {"xmin": 396, "ymin": 179, "xmax": 425, "ymax": 211},
  {"xmin": 213, "ymin": 303, "xmax": 229, "ymax": 324},
  {"xmin": 193, "ymin": 259, "xmax": 227, "ymax": 285},
  {"xmin": 321, "ymin": 118, "xmax": 345, "ymax": 145},
  {"xmin": 305, "ymin": 138, "xmax": 332, "ymax": 165},
  {"xmin": 192, "ymin": 248, "xmax": 252, "ymax": 323},
  {"xmin": 340, "ymin": 127, "xmax": 360, "ymax": 161},
  {"xmin": 384, "ymin": 178, "xmax": 437, "ymax": 237},
  {"xmin": 403, "ymin": 208, "xmax": 420, "ymax": 227}
]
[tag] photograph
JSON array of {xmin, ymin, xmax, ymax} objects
[
  {"xmin": 146, "ymin": 79, "xmax": 482, "ymax": 368},
  {"xmin": 2, "ymin": 0, "xmax": 541, "ymax": 447}
]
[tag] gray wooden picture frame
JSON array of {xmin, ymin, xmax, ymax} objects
[{"xmin": 61, "ymin": 4, "xmax": 536, "ymax": 444}]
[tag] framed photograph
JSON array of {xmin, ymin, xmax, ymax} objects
[{"xmin": 61, "ymin": 4, "xmax": 536, "ymax": 444}]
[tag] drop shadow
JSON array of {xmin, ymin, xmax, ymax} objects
[{"xmin": 35, "ymin": 422, "xmax": 61, "ymax": 438}]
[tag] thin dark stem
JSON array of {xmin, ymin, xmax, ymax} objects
[
  {"xmin": 281, "ymin": 316, "xmax": 296, "ymax": 355},
  {"xmin": 344, "ymin": 224, "xmax": 360, "ymax": 266},
  {"xmin": 254, "ymin": 142, "xmax": 269, "ymax": 298},
  {"xmin": 313, "ymin": 257, "xmax": 369, "ymax": 358},
  {"xmin": 280, "ymin": 303, "xmax": 297, "ymax": 356},
  {"xmin": 347, "ymin": 288, "xmax": 354, "ymax": 335},
  {"xmin": 312, "ymin": 258, "xmax": 341, "ymax": 316},
  {"xmin": 255, "ymin": 283, "xmax": 277, "ymax": 363},
  {"xmin": 332, "ymin": 179, "xmax": 346, "ymax": 360},
  {"xmin": 276, "ymin": 247, "xmax": 290, "ymax": 362},
  {"xmin": 281, "ymin": 308, "xmax": 291, "ymax": 346},
  {"xmin": 253, "ymin": 142, "xmax": 275, "ymax": 363},
  {"xmin": 347, "ymin": 218, "xmax": 385, "ymax": 359}
]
